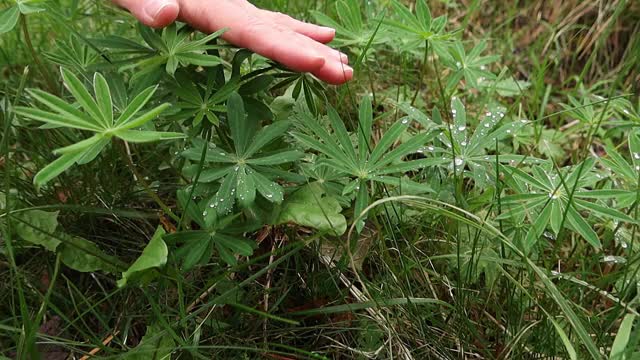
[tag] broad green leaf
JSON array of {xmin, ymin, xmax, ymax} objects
[
  {"xmin": 58, "ymin": 236, "xmax": 119, "ymax": 273},
  {"xmin": 34, "ymin": 151, "xmax": 85, "ymax": 188},
  {"xmin": 116, "ymin": 103, "xmax": 171, "ymax": 130},
  {"xmin": 215, "ymin": 234, "xmax": 254, "ymax": 256},
  {"xmin": 192, "ymin": 166, "xmax": 233, "ymax": 183},
  {"xmin": 115, "ymin": 86, "xmax": 157, "ymax": 126},
  {"xmin": 76, "ymin": 137, "xmax": 110, "ymax": 165},
  {"xmin": 492, "ymin": 78, "xmax": 531, "ymax": 97},
  {"xmin": 610, "ymin": 314, "xmax": 636, "ymax": 360},
  {"xmin": 208, "ymin": 171, "xmax": 238, "ymax": 215},
  {"xmin": 277, "ymin": 183, "xmax": 347, "ymax": 236},
  {"xmin": 327, "ymin": 106, "xmax": 357, "ymax": 164},
  {"xmin": 243, "ymin": 121, "xmax": 291, "ymax": 158},
  {"xmin": 246, "ymin": 151, "xmax": 303, "ymax": 165},
  {"xmin": 114, "ymin": 130, "xmax": 186, "ymax": 143},
  {"xmin": 53, "ymin": 134, "xmax": 105, "ymax": 155},
  {"xmin": 239, "ymin": 75, "xmax": 274, "ymax": 95},
  {"xmin": 176, "ymin": 52, "xmax": 222, "ymax": 67},
  {"xmin": 60, "ymin": 68, "xmax": 103, "ymax": 123},
  {"xmin": 236, "ymin": 165, "xmax": 256, "ymax": 207},
  {"xmin": 369, "ymin": 118, "xmax": 410, "ymax": 165},
  {"xmin": 415, "ymin": 0, "xmax": 432, "ymax": 30},
  {"xmin": 215, "ymin": 240, "xmax": 237, "ymax": 266},
  {"xmin": 14, "ymin": 210, "xmax": 60, "ymax": 251},
  {"xmin": 26, "ymin": 89, "xmax": 97, "ymax": 128},
  {"xmin": 0, "ymin": 6, "xmax": 19, "ymax": 34},
  {"xmin": 14, "ymin": 107, "xmax": 101, "ymax": 132},
  {"xmin": 524, "ymin": 202, "xmax": 552, "ymax": 253},
  {"xmin": 566, "ymin": 206, "xmax": 601, "ymax": 249},
  {"xmin": 168, "ymin": 231, "xmax": 212, "ymax": 271},
  {"xmin": 227, "ymin": 92, "xmax": 251, "ymax": 155},
  {"xmin": 117, "ymin": 226, "xmax": 168, "ymax": 287},
  {"xmin": 549, "ymin": 201, "xmax": 562, "ymax": 234},
  {"xmin": 250, "ymin": 168, "xmax": 284, "ymax": 203},
  {"xmin": 121, "ymin": 324, "xmax": 175, "ymax": 359},
  {"xmin": 93, "ymin": 73, "xmax": 113, "ymax": 126}
]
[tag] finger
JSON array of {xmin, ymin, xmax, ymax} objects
[
  {"xmin": 179, "ymin": 1, "xmax": 326, "ymax": 73},
  {"xmin": 266, "ymin": 11, "xmax": 336, "ymax": 44},
  {"xmin": 301, "ymin": 36, "xmax": 349, "ymax": 65},
  {"xmin": 112, "ymin": 0, "xmax": 179, "ymax": 28},
  {"xmin": 312, "ymin": 59, "xmax": 353, "ymax": 85}
]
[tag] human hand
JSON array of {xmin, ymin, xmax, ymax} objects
[{"xmin": 111, "ymin": 0, "xmax": 353, "ymax": 85}]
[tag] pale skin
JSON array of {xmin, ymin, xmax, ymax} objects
[{"xmin": 111, "ymin": 0, "xmax": 353, "ymax": 85}]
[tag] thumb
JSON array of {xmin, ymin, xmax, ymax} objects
[{"xmin": 112, "ymin": 0, "xmax": 180, "ymax": 28}]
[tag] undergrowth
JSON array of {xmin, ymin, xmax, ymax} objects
[{"xmin": 1, "ymin": 0, "xmax": 639, "ymax": 358}]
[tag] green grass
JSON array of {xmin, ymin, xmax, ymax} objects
[{"xmin": 1, "ymin": 0, "xmax": 640, "ymax": 359}]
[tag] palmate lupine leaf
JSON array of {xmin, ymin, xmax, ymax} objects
[
  {"xmin": 182, "ymin": 92, "xmax": 301, "ymax": 217},
  {"xmin": 14, "ymin": 68, "xmax": 185, "ymax": 188},
  {"xmin": 292, "ymin": 96, "xmax": 432, "ymax": 232},
  {"xmin": 97, "ymin": 23, "xmax": 226, "ymax": 77},
  {"xmin": 501, "ymin": 159, "xmax": 636, "ymax": 253}
]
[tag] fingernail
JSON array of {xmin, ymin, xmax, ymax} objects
[
  {"xmin": 321, "ymin": 26, "xmax": 336, "ymax": 36},
  {"xmin": 144, "ymin": 0, "xmax": 172, "ymax": 21},
  {"xmin": 340, "ymin": 52, "xmax": 349, "ymax": 64},
  {"xmin": 343, "ymin": 66, "xmax": 353, "ymax": 79}
]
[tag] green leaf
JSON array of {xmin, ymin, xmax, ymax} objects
[
  {"xmin": 121, "ymin": 324, "xmax": 175, "ymax": 359},
  {"xmin": 93, "ymin": 73, "xmax": 113, "ymax": 126},
  {"xmin": 34, "ymin": 151, "xmax": 85, "ymax": 188},
  {"xmin": 236, "ymin": 165, "xmax": 256, "ymax": 207},
  {"xmin": 368, "ymin": 118, "xmax": 410, "ymax": 165},
  {"xmin": 492, "ymin": 78, "xmax": 531, "ymax": 97},
  {"xmin": 58, "ymin": 236, "xmax": 119, "ymax": 273},
  {"xmin": 250, "ymin": 168, "xmax": 284, "ymax": 203},
  {"xmin": 353, "ymin": 180, "xmax": 369, "ymax": 233},
  {"xmin": 246, "ymin": 151, "xmax": 303, "ymax": 166},
  {"xmin": 243, "ymin": 121, "xmax": 291, "ymax": 158},
  {"xmin": 176, "ymin": 52, "xmax": 222, "ymax": 67},
  {"xmin": 117, "ymin": 226, "xmax": 168, "ymax": 287},
  {"xmin": 14, "ymin": 210, "xmax": 60, "ymax": 251},
  {"xmin": 0, "ymin": 6, "xmax": 19, "ymax": 35},
  {"xmin": 550, "ymin": 318, "xmax": 577, "ymax": 360},
  {"xmin": 327, "ymin": 106, "xmax": 357, "ymax": 164},
  {"xmin": 277, "ymin": 183, "xmax": 347, "ymax": 236},
  {"xmin": 115, "ymin": 86, "xmax": 158, "ymax": 126},
  {"xmin": 227, "ymin": 92, "xmax": 251, "ymax": 155},
  {"xmin": 208, "ymin": 171, "xmax": 238, "ymax": 215},
  {"xmin": 415, "ymin": 0, "xmax": 432, "ymax": 30},
  {"xmin": 215, "ymin": 234, "xmax": 254, "ymax": 256},
  {"xmin": 14, "ymin": 106, "xmax": 101, "ymax": 132},
  {"xmin": 610, "ymin": 314, "xmax": 636, "ymax": 360},
  {"xmin": 116, "ymin": 103, "xmax": 171, "ymax": 130},
  {"xmin": 26, "ymin": 88, "xmax": 97, "ymax": 128},
  {"xmin": 114, "ymin": 130, "xmax": 186, "ymax": 143},
  {"xmin": 566, "ymin": 205, "xmax": 601, "ymax": 249},
  {"xmin": 60, "ymin": 68, "xmax": 103, "ymax": 124},
  {"xmin": 53, "ymin": 134, "xmax": 105, "ymax": 155},
  {"xmin": 523, "ymin": 202, "xmax": 552, "ymax": 253},
  {"xmin": 358, "ymin": 95, "xmax": 373, "ymax": 160}
]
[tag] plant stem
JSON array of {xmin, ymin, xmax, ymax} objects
[
  {"xmin": 20, "ymin": 15, "xmax": 58, "ymax": 95},
  {"xmin": 117, "ymin": 139, "xmax": 181, "ymax": 223},
  {"xmin": 411, "ymin": 40, "xmax": 430, "ymax": 106}
]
